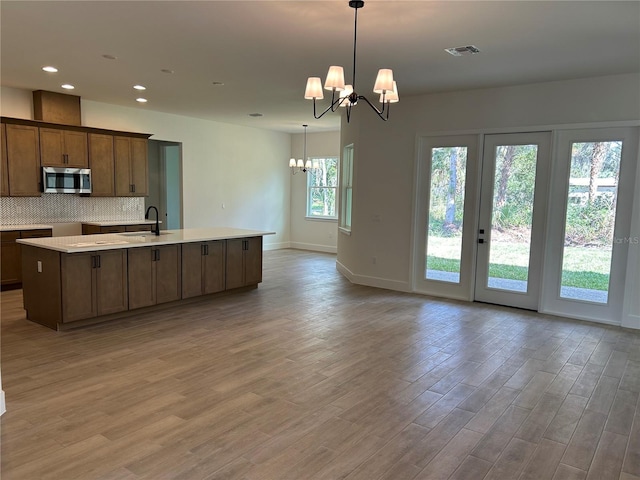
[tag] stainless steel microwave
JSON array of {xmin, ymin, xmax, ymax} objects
[{"xmin": 42, "ymin": 167, "xmax": 92, "ymax": 194}]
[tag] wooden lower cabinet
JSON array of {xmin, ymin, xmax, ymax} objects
[
  {"xmin": 225, "ymin": 237, "xmax": 262, "ymax": 290},
  {"xmin": 61, "ymin": 249, "xmax": 128, "ymax": 322},
  {"xmin": 182, "ymin": 241, "xmax": 225, "ymax": 299},
  {"xmin": 1, "ymin": 228, "xmax": 52, "ymax": 287},
  {"xmin": 128, "ymin": 245, "xmax": 181, "ymax": 310},
  {"xmin": 1, "ymin": 231, "xmax": 21, "ymax": 285}
]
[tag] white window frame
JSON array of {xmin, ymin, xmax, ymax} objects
[
  {"xmin": 306, "ymin": 157, "xmax": 338, "ymax": 220},
  {"xmin": 339, "ymin": 144, "xmax": 354, "ymax": 234}
]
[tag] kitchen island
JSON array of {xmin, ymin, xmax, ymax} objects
[{"xmin": 18, "ymin": 227, "xmax": 274, "ymax": 330}]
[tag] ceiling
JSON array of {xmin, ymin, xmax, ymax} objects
[{"xmin": 1, "ymin": 1, "xmax": 639, "ymax": 134}]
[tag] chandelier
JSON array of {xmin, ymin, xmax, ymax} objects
[
  {"xmin": 304, "ymin": 0, "xmax": 399, "ymax": 123},
  {"xmin": 289, "ymin": 124, "xmax": 318, "ymax": 174}
]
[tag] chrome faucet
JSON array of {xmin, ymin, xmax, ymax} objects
[{"xmin": 145, "ymin": 205, "xmax": 160, "ymax": 236}]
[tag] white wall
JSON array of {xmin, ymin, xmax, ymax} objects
[
  {"xmin": 1, "ymin": 86, "xmax": 292, "ymax": 250},
  {"xmin": 289, "ymin": 130, "xmax": 340, "ymax": 253},
  {"xmin": 337, "ymin": 73, "xmax": 640, "ymax": 326}
]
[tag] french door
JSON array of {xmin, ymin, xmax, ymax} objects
[
  {"xmin": 474, "ymin": 132, "xmax": 551, "ymax": 310},
  {"xmin": 415, "ymin": 127, "xmax": 636, "ymax": 323}
]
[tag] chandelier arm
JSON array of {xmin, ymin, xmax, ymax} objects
[
  {"xmin": 357, "ymin": 95, "xmax": 389, "ymax": 121},
  {"xmin": 313, "ymin": 95, "xmax": 349, "ymax": 119}
]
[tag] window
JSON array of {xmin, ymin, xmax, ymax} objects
[
  {"xmin": 340, "ymin": 144, "xmax": 354, "ymax": 232},
  {"xmin": 307, "ymin": 157, "xmax": 338, "ymax": 218}
]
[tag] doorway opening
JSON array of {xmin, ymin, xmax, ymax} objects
[{"xmin": 147, "ymin": 140, "xmax": 183, "ymax": 230}]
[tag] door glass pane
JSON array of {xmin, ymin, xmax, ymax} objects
[
  {"xmin": 560, "ymin": 141, "xmax": 622, "ymax": 303},
  {"xmin": 487, "ymin": 144, "xmax": 538, "ymax": 292},
  {"xmin": 426, "ymin": 147, "xmax": 467, "ymax": 283}
]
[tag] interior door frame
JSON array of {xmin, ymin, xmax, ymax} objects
[{"xmin": 474, "ymin": 131, "xmax": 552, "ymax": 310}]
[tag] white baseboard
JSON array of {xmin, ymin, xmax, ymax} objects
[
  {"xmin": 336, "ymin": 260, "xmax": 411, "ymax": 292},
  {"xmin": 290, "ymin": 242, "xmax": 337, "ymax": 254},
  {"xmin": 1, "ymin": 389, "xmax": 5, "ymax": 416},
  {"xmin": 263, "ymin": 241, "xmax": 290, "ymax": 251}
]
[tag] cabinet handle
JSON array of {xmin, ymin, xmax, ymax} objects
[
  {"xmin": 96, "ymin": 255, "xmax": 101, "ymax": 268},
  {"xmin": 205, "ymin": 244, "xmax": 209, "ymax": 256},
  {"xmin": 153, "ymin": 249, "xmax": 160, "ymax": 261},
  {"xmin": 91, "ymin": 255, "xmax": 96, "ymax": 268},
  {"xmin": 132, "ymin": 184, "xmax": 136, "ymax": 193},
  {"xmin": 201, "ymin": 244, "xmax": 206, "ymax": 256}
]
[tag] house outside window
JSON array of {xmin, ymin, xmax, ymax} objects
[
  {"xmin": 340, "ymin": 145, "xmax": 354, "ymax": 232},
  {"xmin": 307, "ymin": 157, "xmax": 338, "ymax": 219}
]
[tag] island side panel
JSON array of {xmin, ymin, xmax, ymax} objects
[{"xmin": 21, "ymin": 245, "xmax": 62, "ymax": 329}]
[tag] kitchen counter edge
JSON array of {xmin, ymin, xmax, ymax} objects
[{"xmin": 17, "ymin": 227, "xmax": 275, "ymax": 253}]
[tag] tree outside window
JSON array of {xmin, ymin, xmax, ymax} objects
[{"xmin": 307, "ymin": 157, "xmax": 338, "ymax": 218}]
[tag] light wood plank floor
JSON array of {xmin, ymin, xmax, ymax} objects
[{"xmin": 1, "ymin": 249, "xmax": 639, "ymax": 480}]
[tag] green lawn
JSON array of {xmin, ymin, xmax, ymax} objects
[{"xmin": 426, "ymin": 236, "xmax": 611, "ymax": 291}]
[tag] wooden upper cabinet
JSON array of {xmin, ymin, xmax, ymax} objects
[
  {"xmin": 115, "ymin": 136, "xmax": 148, "ymax": 196},
  {"xmin": 1, "ymin": 123, "xmax": 9, "ymax": 197},
  {"xmin": 5, "ymin": 123, "xmax": 41, "ymax": 196},
  {"xmin": 40, "ymin": 128, "xmax": 88, "ymax": 168},
  {"xmin": 88, "ymin": 133, "xmax": 115, "ymax": 196}
]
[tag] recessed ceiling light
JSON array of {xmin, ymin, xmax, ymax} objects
[
  {"xmin": 161, "ymin": 69, "xmax": 174, "ymax": 74},
  {"xmin": 212, "ymin": 81, "xmax": 224, "ymax": 86},
  {"xmin": 102, "ymin": 54, "xmax": 118, "ymax": 60},
  {"xmin": 248, "ymin": 113, "xmax": 263, "ymax": 117},
  {"xmin": 42, "ymin": 66, "xmax": 58, "ymax": 73},
  {"xmin": 136, "ymin": 98, "xmax": 148, "ymax": 103},
  {"xmin": 61, "ymin": 84, "xmax": 75, "ymax": 90},
  {"xmin": 133, "ymin": 85, "xmax": 146, "ymax": 90}
]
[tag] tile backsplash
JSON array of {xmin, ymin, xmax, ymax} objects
[{"xmin": 0, "ymin": 196, "xmax": 145, "ymax": 225}]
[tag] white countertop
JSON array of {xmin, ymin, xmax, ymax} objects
[
  {"xmin": 0, "ymin": 224, "xmax": 53, "ymax": 232},
  {"xmin": 17, "ymin": 227, "xmax": 275, "ymax": 253},
  {"xmin": 82, "ymin": 220, "xmax": 161, "ymax": 226}
]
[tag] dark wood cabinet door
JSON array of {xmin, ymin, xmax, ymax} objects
[
  {"xmin": 39, "ymin": 128, "xmax": 66, "ymax": 166},
  {"xmin": 130, "ymin": 138, "xmax": 148, "ymax": 196},
  {"xmin": 1, "ymin": 124, "xmax": 9, "ymax": 197},
  {"xmin": 6, "ymin": 124, "xmax": 41, "ymax": 196},
  {"xmin": 155, "ymin": 245, "xmax": 181, "ymax": 304},
  {"xmin": 225, "ymin": 238, "xmax": 244, "ymax": 290},
  {"xmin": 114, "ymin": 136, "xmax": 132, "ymax": 196},
  {"xmin": 1, "ymin": 232, "xmax": 21, "ymax": 285},
  {"xmin": 40, "ymin": 128, "xmax": 88, "ymax": 167},
  {"xmin": 114, "ymin": 136, "xmax": 148, "ymax": 196},
  {"xmin": 61, "ymin": 252, "xmax": 97, "ymax": 322},
  {"xmin": 203, "ymin": 240, "xmax": 225, "ymax": 294},
  {"xmin": 63, "ymin": 130, "xmax": 88, "ymax": 167},
  {"xmin": 128, "ymin": 247, "xmax": 155, "ymax": 309},
  {"xmin": 181, "ymin": 242, "xmax": 204, "ymax": 299},
  {"xmin": 244, "ymin": 237, "xmax": 263, "ymax": 286},
  {"xmin": 95, "ymin": 250, "xmax": 128, "ymax": 316},
  {"xmin": 89, "ymin": 133, "xmax": 115, "ymax": 196}
]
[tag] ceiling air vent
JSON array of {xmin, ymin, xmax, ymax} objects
[{"xmin": 445, "ymin": 45, "xmax": 481, "ymax": 57}]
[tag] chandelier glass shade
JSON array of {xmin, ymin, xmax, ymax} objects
[{"xmin": 304, "ymin": 0, "xmax": 399, "ymax": 122}]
